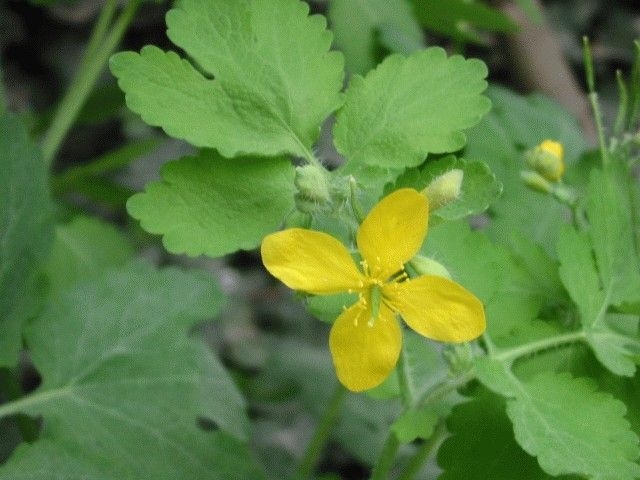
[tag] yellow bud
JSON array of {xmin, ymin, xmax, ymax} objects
[
  {"xmin": 526, "ymin": 140, "xmax": 565, "ymax": 182},
  {"xmin": 408, "ymin": 255, "xmax": 452, "ymax": 280},
  {"xmin": 422, "ymin": 169, "xmax": 464, "ymax": 210}
]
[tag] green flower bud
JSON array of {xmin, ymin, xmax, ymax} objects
[
  {"xmin": 294, "ymin": 165, "xmax": 331, "ymax": 204},
  {"xmin": 526, "ymin": 140, "xmax": 565, "ymax": 182},
  {"xmin": 408, "ymin": 255, "xmax": 452, "ymax": 280},
  {"xmin": 443, "ymin": 343, "xmax": 474, "ymax": 374},
  {"xmin": 520, "ymin": 170, "xmax": 553, "ymax": 194},
  {"xmin": 422, "ymin": 169, "xmax": 464, "ymax": 210}
]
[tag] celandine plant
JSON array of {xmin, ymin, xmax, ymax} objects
[{"xmin": 0, "ymin": 0, "xmax": 639, "ymax": 479}]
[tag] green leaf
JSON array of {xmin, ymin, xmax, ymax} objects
[
  {"xmin": 0, "ymin": 111, "xmax": 53, "ymax": 367},
  {"xmin": 127, "ymin": 151, "xmax": 296, "ymax": 257},
  {"xmin": 328, "ymin": 0, "xmax": 423, "ymax": 74},
  {"xmin": 52, "ymin": 138, "xmax": 160, "ymax": 193},
  {"xmin": 475, "ymin": 357, "xmax": 518, "ymax": 398},
  {"xmin": 438, "ymin": 389, "xmax": 553, "ymax": 480},
  {"xmin": 334, "ymin": 48, "xmax": 490, "ymax": 169},
  {"xmin": 44, "ymin": 216, "xmax": 134, "ymax": 293},
  {"xmin": 585, "ymin": 167, "xmax": 640, "ymax": 309},
  {"xmin": 558, "ymin": 225, "xmax": 640, "ymax": 376},
  {"xmin": 422, "ymin": 220, "xmax": 501, "ymax": 304},
  {"xmin": 390, "ymin": 155, "xmax": 502, "ymax": 220},
  {"xmin": 411, "ymin": 0, "xmax": 517, "ymax": 44},
  {"xmin": 400, "ymin": 330, "xmax": 454, "ymax": 403},
  {"xmin": 507, "ymin": 372, "xmax": 640, "ymax": 479},
  {"xmin": 391, "ymin": 405, "xmax": 438, "ymax": 443},
  {"xmin": 0, "ymin": 261, "xmax": 262, "ymax": 480},
  {"xmin": 557, "ymin": 225, "xmax": 603, "ymax": 324},
  {"xmin": 587, "ymin": 315, "xmax": 640, "ymax": 378},
  {"xmin": 110, "ymin": 0, "xmax": 343, "ymax": 158}
]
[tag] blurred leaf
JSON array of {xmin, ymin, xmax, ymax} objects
[
  {"xmin": 390, "ymin": 155, "xmax": 502, "ymax": 220},
  {"xmin": 507, "ymin": 372, "xmax": 640, "ymax": 479},
  {"xmin": 464, "ymin": 85, "xmax": 588, "ymax": 252},
  {"xmin": 63, "ymin": 176, "xmax": 134, "ymax": 209},
  {"xmin": 0, "ymin": 111, "xmax": 53, "ymax": 367},
  {"xmin": 44, "ymin": 216, "xmax": 134, "ymax": 293},
  {"xmin": 585, "ymin": 166, "xmax": 640, "ymax": 310},
  {"xmin": 400, "ymin": 330, "xmax": 452, "ymax": 403},
  {"xmin": 77, "ymin": 83, "xmax": 126, "ymax": 125},
  {"xmin": 0, "ymin": 261, "xmax": 261, "ymax": 479},
  {"xmin": 328, "ymin": 0, "xmax": 423, "ymax": 74},
  {"xmin": 53, "ymin": 138, "xmax": 160, "ymax": 192},
  {"xmin": 110, "ymin": 0, "xmax": 343, "ymax": 158},
  {"xmin": 438, "ymin": 389, "xmax": 553, "ymax": 480},
  {"xmin": 127, "ymin": 151, "xmax": 295, "ymax": 257},
  {"xmin": 411, "ymin": 0, "xmax": 517, "ymax": 44},
  {"xmin": 391, "ymin": 404, "xmax": 437, "ymax": 443},
  {"xmin": 334, "ymin": 48, "xmax": 490, "ymax": 170},
  {"xmin": 422, "ymin": 220, "xmax": 501, "ymax": 303}
]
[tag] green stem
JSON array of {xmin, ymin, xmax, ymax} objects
[
  {"xmin": 0, "ymin": 369, "xmax": 39, "ymax": 442},
  {"xmin": 397, "ymin": 421, "xmax": 447, "ymax": 480},
  {"xmin": 418, "ymin": 369, "xmax": 475, "ymax": 409},
  {"xmin": 493, "ymin": 330, "xmax": 587, "ymax": 364},
  {"xmin": 293, "ymin": 384, "xmax": 347, "ymax": 480},
  {"xmin": 369, "ymin": 430, "xmax": 401, "ymax": 480},
  {"xmin": 84, "ymin": 0, "xmax": 118, "ymax": 60},
  {"xmin": 0, "ymin": 387, "xmax": 69, "ymax": 420},
  {"xmin": 349, "ymin": 176, "xmax": 365, "ymax": 224},
  {"xmin": 582, "ymin": 36, "xmax": 609, "ymax": 167},
  {"xmin": 41, "ymin": 0, "xmax": 141, "ymax": 166}
]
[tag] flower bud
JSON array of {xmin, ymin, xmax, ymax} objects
[
  {"xmin": 422, "ymin": 169, "xmax": 464, "ymax": 210},
  {"xmin": 520, "ymin": 170, "xmax": 553, "ymax": 194},
  {"xmin": 408, "ymin": 255, "xmax": 452, "ymax": 280},
  {"xmin": 294, "ymin": 165, "xmax": 331, "ymax": 213},
  {"xmin": 526, "ymin": 140, "xmax": 565, "ymax": 181},
  {"xmin": 294, "ymin": 165, "xmax": 331, "ymax": 201}
]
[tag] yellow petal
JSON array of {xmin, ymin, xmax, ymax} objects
[
  {"xmin": 261, "ymin": 228, "xmax": 364, "ymax": 295},
  {"xmin": 357, "ymin": 189, "xmax": 428, "ymax": 281},
  {"xmin": 329, "ymin": 302, "xmax": 401, "ymax": 392},
  {"xmin": 384, "ymin": 276, "xmax": 485, "ymax": 342}
]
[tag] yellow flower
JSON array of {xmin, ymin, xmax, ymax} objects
[{"xmin": 261, "ymin": 188, "xmax": 486, "ymax": 392}]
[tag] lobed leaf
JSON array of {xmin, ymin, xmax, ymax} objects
[
  {"xmin": 0, "ymin": 261, "xmax": 260, "ymax": 480},
  {"xmin": 110, "ymin": 0, "xmax": 343, "ymax": 159},
  {"xmin": 558, "ymin": 225, "xmax": 640, "ymax": 376},
  {"xmin": 0, "ymin": 111, "xmax": 53, "ymax": 367},
  {"xmin": 585, "ymin": 166, "xmax": 640, "ymax": 310},
  {"xmin": 334, "ymin": 48, "xmax": 490, "ymax": 170},
  {"xmin": 438, "ymin": 390, "xmax": 553, "ymax": 480},
  {"xmin": 127, "ymin": 151, "xmax": 295, "ymax": 257},
  {"xmin": 507, "ymin": 372, "xmax": 640, "ymax": 479}
]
